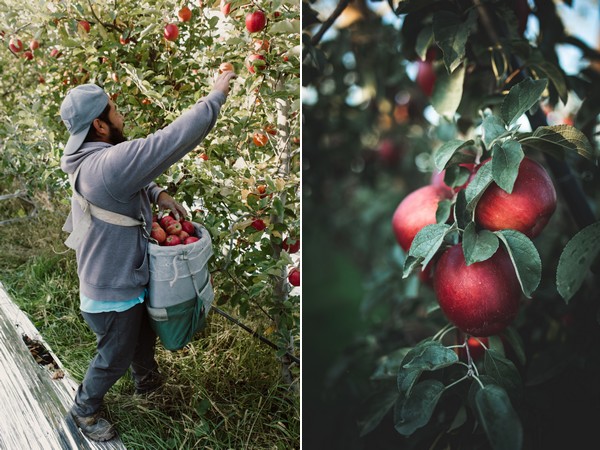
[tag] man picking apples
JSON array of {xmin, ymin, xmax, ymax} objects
[{"xmin": 59, "ymin": 70, "xmax": 236, "ymax": 441}]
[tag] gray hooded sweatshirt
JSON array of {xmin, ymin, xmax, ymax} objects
[{"xmin": 60, "ymin": 90, "xmax": 226, "ymax": 301}]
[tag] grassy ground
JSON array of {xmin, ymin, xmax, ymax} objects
[{"xmin": 0, "ymin": 192, "xmax": 299, "ymax": 450}]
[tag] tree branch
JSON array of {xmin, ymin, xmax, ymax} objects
[{"xmin": 310, "ymin": 0, "xmax": 351, "ymax": 46}]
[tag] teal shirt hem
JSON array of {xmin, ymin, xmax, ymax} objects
[{"xmin": 80, "ymin": 290, "xmax": 146, "ymax": 313}]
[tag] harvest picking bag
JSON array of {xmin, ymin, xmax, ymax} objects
[
  {"xmin": 64, "ymin": 167, "xmax": 214, "ymax": 351},
  {"xmin": 146, "ymin": 222, "xmax": 215, "ymax": 351}
]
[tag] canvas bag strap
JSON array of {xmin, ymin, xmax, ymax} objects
[{"xmin": 64, "ymin": 165, "xmax": 146, "ymax": 250}]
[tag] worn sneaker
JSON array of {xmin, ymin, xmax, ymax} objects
[
  {"xmin": 134, "ymin": 370, "xmax": 166, "ymax": 395},
  {"xmin": 70, "ymin": 409, "xmax": 116, "ymax": 442}
]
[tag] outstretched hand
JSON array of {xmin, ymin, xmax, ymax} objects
[
  {"xmin": 156, "ymin": 191, "xmax": 187, "ymax": 221},
  {"xmin": 212, "ymin": 70, "xmax": 237, "ymax": 96}
]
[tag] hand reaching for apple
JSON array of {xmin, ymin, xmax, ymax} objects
[
  {"xmin": 212, "ymin": 69, "xmax": 237, "ymax": 96},
  {"xmin": 157, "ymin": 191, "xmax": 187, "ymax": 221}
]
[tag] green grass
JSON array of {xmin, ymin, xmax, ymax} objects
[{"xmin": 0, "ymin": 195, "xmax": 299, "ymax": 449}]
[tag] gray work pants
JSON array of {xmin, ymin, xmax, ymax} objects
[{"xmin": 72, "ymin": 302, "xmax": 158, "ymax": 417}]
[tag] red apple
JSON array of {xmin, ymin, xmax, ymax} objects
[
  {"xmin": 159, "ymin": 215, "xmax": 175, "ymax": 229},
  {"xmin": 253, "ymin": 39, "xmax": 270, "ymax": 52},
  {"xmin": 245, "ymin": 10, "xmax": 267, "ymax": 33},
  {"xmin": 164, "ymin": 23, "xmax": 179, "ymax": 41},
  {"xmin": 151, "ymin": 226, "xmax": 167, "ymax": 244},
  {"xmin": 9, "ymin": 37, "xmax": 23, "ymax": 53},
  {"xmin": 246, "ymin": 54, "xmax": 266, "ymax": 74},
  {"xmin": 418, "ymin": 260, "xmax": 435, "ymax": 286},
  {"xmin": 184, "ymin": 236, "xmax": 200, "ymax": 245},
  {"xmin": 288, "ymin": 268, "xmax": 300, "ymax": 287},
  {"xmin": 178, "ymin": 6, "xmax": 192, "ymax": 22},
  {"xmin": 23, "ymin": 50, "xmax": 33, "ymax": 60},
  {"xmin": 416, "ymin": 60, "xmax": 436, "ymax": 97},
  {"xmin": 50, "ymin": 48, "xmax": 62, "ymax": 58},
  {"xmin": 219, "ymin": 62, "xmax": 234, "ymax": 73},
  {"xmin": 253, "ymin": 132, "xmax": 268, "ymax": 147},
  {"xmin": 376, "ymin": 138, "xmax": 402, "ymax": 165},
  {"xmin": 166, "ymin": 221, "xmax": 182, "ymax": 235},
  {"xmin": 29, "ymin": 39, "xmax": 39, "ymax": 51},
  {"xmin": 78, "ymin": 20, "xmax": 91, "ymax": 33},
  {"xmin": 220, "ymin": 0, "xmax": 231, "ymax": 15},
  {"xmin": 416, "ymin": 48, "xmax": 437, "ymax": 96},
  {"xmin": 282, "ymin": 237, "xmax": 300, "ymax": 254},
  {"xmin": 178, "ymin": 230, "xmax": 190, "ymax": 241},
  {"xmin": 251, "ymin": 219, "xmax": 266, "ymax": 231},
  {"xmin": 391, "ymin": 185, "xmax": 453, "ymax": 252},
  {"xmin": 164, "ymin": 234, "xmax": 182, "ymax": 246},
  {"xmin": 180, "ymin": 220, "xmax": 195, "ymax": 236},
  {"xmin": 434, "ymin": 244, "xmax": 521, "ymax": 337},
  {"xmin": 475, "ymin": 157, "xmax": 556, "ymax": 238}
]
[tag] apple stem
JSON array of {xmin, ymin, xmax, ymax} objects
[
  {"xmin": 444, "ymin": 374, "xmax": 470, "ymax": 391},
  {"xmin": 433, "ymin": 323, "xmax": 456, "ymax": 342}
]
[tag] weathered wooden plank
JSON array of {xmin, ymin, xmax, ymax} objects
[{"xmin": 0, "ymin": 282, "xmax": 127, "ymax": 449}]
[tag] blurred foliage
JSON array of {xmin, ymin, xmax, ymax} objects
[{"xmin": 303, "ymin": 0, "xmax": 600, "ymax": 448}]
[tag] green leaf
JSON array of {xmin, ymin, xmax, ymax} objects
[
  {"xmin": 394, "ymin": 380, "xmax": 445, "ymax": 436},
  {"xmin": 556, "ymin": 221, "xmax": 600, "ymax": 302},
  {"xmin": 436, "ymin": 199, "xmax": 452, "ymax": 224},
  {"xmin": 474, "ymin": 384, "xmax": 523, "ymax": 450},
  {"xmin": 273, "ymin": 197, "xmax": 285, "ymax": 218},
  {"xmin": 501, "ymin": 78, "xmax": 548, "ymax": 126},
  {"xmin": 495, "ymin": 230, "xmax": 542, "ymax": 298},
  {"xmin": 415, "ymin": 26, "xmax": 434, "ymax": 61},
  {"xmin": 443, "ymin": 164, "xmax": 472, "ymax": 190},
  {"xmin": 482, "ymin": 115, "xmax": 507, "ymax": 148},
  {"xmin": 526, "ymin": 48, "xmax": 568, "ymax": 105},
  {"xmin": 432, "ymin": 10, "xmax": 477, "ymax": 73},
  {"xmin": 523, "ymin": 125, "xmax": 597, "ymax": 163},
  {"xmin": 433, "ymin": 139, "xmax": 474, "ymax": 171},
  {"xmin": 357, "ymin": 385, "xmax": 400, "ymax": 437},
  {"xmin": 501, "ymin": 326, "xmax": 527, "ymax": 365},
  {"xmin": 431, "ymin": 63, "xmax": 466, "ymax": 119},
  {"xmin": 397, "ymin": 341, "xmax": 433, "ymax": 396},
  {"xmin": 454, "ymin": 189, "xmax": 469, "ymax": 230},
  {"xmin": 462, "ymin": 222, "xmax": 499, "ymax": 265},
  {"xmin": 491, "ymin": 140, "xmax": 524, "ymax": 194},
  {"xmin": 394, "ymin": 0, "xmax": 439, "ymax": 14},
  {"xmin": 483, "ymin": 350, "xmax": 522, "ymax": 398},
  {"xmin": 465, "ymin": 162, "xmax": 494, "ymax": 212},
  {"xmin": 397, "ymin": 366, "xmax": 422, "ymax": 396},
  {"xmin": 402, "ymin": 224, "xmax": 452, "ymax": 278},
  {"xmin": 402, "ymin": 340, "xmax": 459, "ymax": 371}
]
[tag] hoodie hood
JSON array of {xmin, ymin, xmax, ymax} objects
[{"xmin": 60, "ymin": 141, "xmax": 113, "ymax": 175}]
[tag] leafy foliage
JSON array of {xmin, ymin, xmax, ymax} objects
[{"xmin": 303, "ymin": 0, "xmax": 600, "ymax": 448}]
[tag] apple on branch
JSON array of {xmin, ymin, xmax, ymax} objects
[
  {"xmin": 434, "ymin": 244, "xmax": 521, "ymax": 337},
  {"xmin": 391, "ymin": 184, "xmax": 453, "ymax": 252},
  {"xmin": 9, "ymin": 37, "xmax": 23, "ymax": 53},
  {"xmin": 288, "ymin": 268, "xmax": 300, "ymax": 287},
  {"xmin": 475, "ymin": 157, "xmax": 556, "ymax": 238},
  {"xmin": 164, "ymin": 23, "xmax": 179, "ymax": 41},
  {"xmin": 246, "ymin": 10, "xmax": 267, "ymax": 33}
]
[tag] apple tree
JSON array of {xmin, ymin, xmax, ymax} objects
[
  {"xmin": 0, "ymin": 0, "xmax": 300, "ymax": 382},
  {"xmin": 303, "ymin": 0, "xmax": 600, "ymax": 448}
]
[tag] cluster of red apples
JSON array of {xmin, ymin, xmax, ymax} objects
[
  {"xmin": 7, "ymin": 4, "xmax": 276, "ymax": 77},
  {"xmin": 163, "ymin": 5, "xmax": 271, "ymax": 75},
  {"xmin": 151, "ymin": 213, "xmax": 200, "ymax": 247},
  {"xmin": 392, "ymin": 156, "xmax": 557, "ymax": 338}
]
